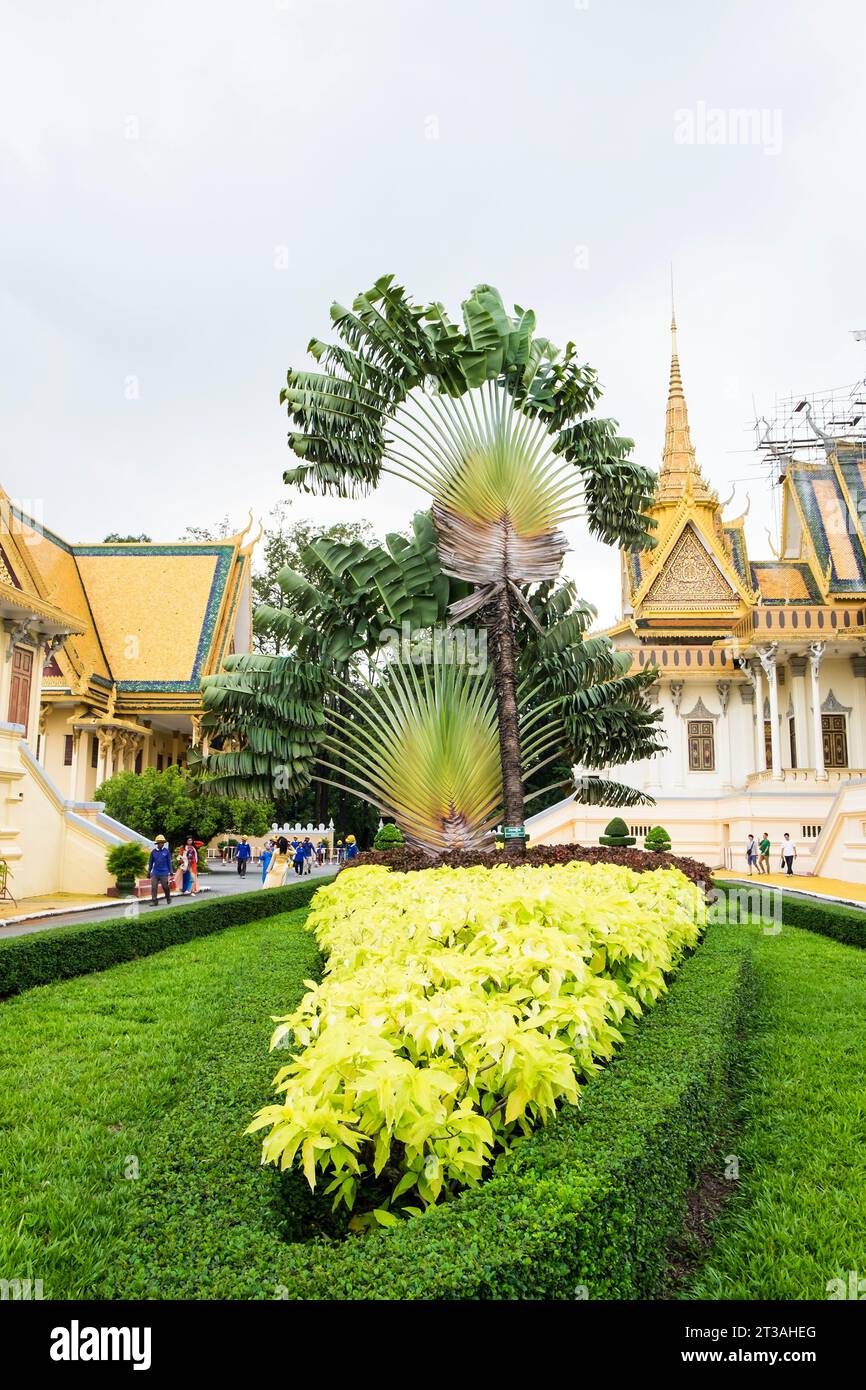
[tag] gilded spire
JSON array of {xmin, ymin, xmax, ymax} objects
[{"xmin": 657, "ymin": 303, "xmax": 714, "ymax": 503}]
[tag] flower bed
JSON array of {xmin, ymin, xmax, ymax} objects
[
  {"xmin": 345, "ymin": 842, "xmax": 711, "ymax": 886},
  {"xmin": 249, "ymin": 861, "xmax": 703, "ymax": 1215}
]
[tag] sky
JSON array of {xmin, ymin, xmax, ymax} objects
[{"xmin": 2, "ymin": 0, "xmax": 865, "ymax": 624}]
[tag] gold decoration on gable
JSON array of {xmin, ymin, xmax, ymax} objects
[{"xmin": 642, "ymin": 527, "xmax": 739, "ymax": 612}]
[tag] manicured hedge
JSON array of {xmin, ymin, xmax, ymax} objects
[
  {"xmin": 349, "ymin": 842, "xmax": 711, "ymax": 886},
  {"xmin": 715, "ymin": 879, "xmax": 866, "ymax": 950},
  {"xmin": 254, "ymin": 924, "xmax": 753, "ymax": 1299},
  {"xmin": 0, "ymin": 878, "xmax": 333, "ymax": 1000}
]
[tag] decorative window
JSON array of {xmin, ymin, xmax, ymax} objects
[
  {"xmin": 801, "ymin": 824, "xmax": 822, "ymax": 838},
  {"xmin": 763, "ymin": 720, "xmax": 773, "ymax": 768},
  {"xmin": 821, "ymin": 714, "xmax": 848, "ymax": 769},
  {"xmin": 157, "ymin": 753, "xmax": 164, "ymax": 772},
  {"xmin": 135, "ymin": 749, "xmax": 143, "ymax": 774},
  {"xmin": 63, "ymin": 734, "xmax": 74, "ymax": 766},
  {"xmin": 688, "ymin": 720, "xmax": 715, "ymax": 771},
  {"xmin": 91, "ymin": 736, "xmax": 99, "ymax": 769},
  {"xmin": 630, "ymin": 824, "xmax": 651, "ymax": 838},
  {"xmin": 788, "ymin": 717, "xmax": 797, "ymax": 769}
]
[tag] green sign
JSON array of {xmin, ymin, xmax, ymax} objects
[{"xmin": 502, "ymin": 826, "xmax": 527, "ymax": 840}]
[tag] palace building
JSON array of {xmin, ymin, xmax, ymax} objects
[
  {"xmin": 528, "ymin": 318, "xmax": 866, "ymax": 880},
  {"xmin": 0, "ymin": 490, "xmax": 256, "ymax": 900}
]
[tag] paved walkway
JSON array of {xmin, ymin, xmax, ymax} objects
[
  {"xmin": 715, "ymin": 869, "xmax": 866, "ymax": 907},
  {"xmin": 0, "ymin": 864, "xmax": 334, "ymax": 939}
]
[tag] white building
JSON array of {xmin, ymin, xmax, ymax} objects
[{"xmin": 528, "ymin": 318, "xmax": 866, "ymax": 881}]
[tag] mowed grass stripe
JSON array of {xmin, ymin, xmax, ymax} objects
[
  {"xmin": 683, "ymin": 922, "xmax": 866, "ymax": 1300},
  {"xmin": 0, "ymin": 909, "xmax": 320, "ymax": 1300}
]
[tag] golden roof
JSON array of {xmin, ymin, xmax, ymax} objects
[{"xmin": 657, "ymin": 312, "xmax": 716, "ymax": 505}]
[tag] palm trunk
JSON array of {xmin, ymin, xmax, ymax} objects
[{"xmin": 489, "ymin": 581, "xmax": 525, "ymax": 858}]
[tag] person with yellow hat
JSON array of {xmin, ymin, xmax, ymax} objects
[
  {"xmin": 147, "ymin": 834, "xmax": 173, "ymax": 907},
  {"xmin": 345, "ymin": 834, "xmax": 358, "ymax": 861}
]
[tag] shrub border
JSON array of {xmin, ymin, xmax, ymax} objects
[
  {"xmin": 0, "ymin": 878, "xmax": 333, "ymax": 1000},
  {"xmin": 715, "ymin": 878, "xmax": 866, "ymax": 950},
  {"xmin": 262, "ymin": 924, "xmax": 754, "ymax": 1300}
]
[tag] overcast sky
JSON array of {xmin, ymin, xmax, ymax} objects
[{"xmin": 3, "ymin": 0, "xmax": 865, "ymax": 624}]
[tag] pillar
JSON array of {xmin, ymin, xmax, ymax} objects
[
  {"xmin": 670, "ymin": 681, "xmax": 684, "ymax": 788},
  {"xmin": 750, "ymin": 659, "xmax": 767, "ymax": 773},
  {"xmin": 716, "ymin": 680, "xmax": 733, "ymax": 789},
  {"xmin": 809, "ymin": 642, "xmax": 826, "ymax": 779},
  {"xmin": 789, "ymin": 654, "xmax": 808, "ymax": 770},
  {"xmin": 757, "ymin": 644, "xmax": 781, "ymax": 779}
]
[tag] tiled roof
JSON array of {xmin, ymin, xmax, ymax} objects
[
  {"xmin": 748, "ymin": 561, "xmax": 822, "ymax": 604},
  {"xmin": 790, "ymin": 464, "xmax": 866, "ymax": 592}
]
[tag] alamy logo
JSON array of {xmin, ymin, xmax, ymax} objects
[
  {"xmin": 0, "ymin": 1278, "xmax": 43, "ymax": 1300},
  {"xmin": 49, "ymin": 1320, "xmax": 152, "ymax": 1371}
]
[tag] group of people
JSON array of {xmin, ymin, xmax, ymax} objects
[
  {"xmin": 146, "ymin": 830, "xmax": 362, "ymax": 906},
  {"xmin": 745, "ymin": 832, "xmax": 797, "ymax": 877},
  {"xmin": 258, "ymin": 833, "xmax": 358, "ymax": 883},
  {"xmin": 146, "ymin": 835, "xmax": 199, "ymax": 906}
]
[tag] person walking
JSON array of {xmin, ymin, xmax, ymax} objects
[
  {"xmin": 181, "ymin": 836, "xmax": 197, "ymax": 894},
  {"xmin": 745, "ymin": 833, "xmax": 758, "ymax": 876},
  {"xmin": 345, "ymin": 834, "xmax": 358, "ymax": 861},
  {"xmin": 236, "ymin": 837, "xmax": 251, "ymax": 877},
  {"xmin": 261, "ymin": 840, "xmax": 273, "ymax": 885},
  {"xmin": 302, "ymin": 837, "xmax": 313, "ymax": 875},
  {"xmin": 758, "ymin": 832, "xmax": 771, "ymax": 876},
  {"xmin": 148, "ymin": 834, "xmax": 173, "ymax": 906},
  {"xmin": 292, "ymin": 838, "xmax": 305, "ymax": 876},
  {"xmin": 781, "ymin": 833, "xmax": 797, "ymax": 876}
]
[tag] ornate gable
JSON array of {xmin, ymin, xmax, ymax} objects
[{"xmin": 642, "ymin": 524, "xmax": 740, "ymax": 612}]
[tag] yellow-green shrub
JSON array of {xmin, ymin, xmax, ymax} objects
[{"xmin": 249, "ymin": 862, "xmax": 703, "ymax": 1212}]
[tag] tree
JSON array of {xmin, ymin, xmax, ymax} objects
[
  {"xmin": 278, "ymin": 276, "xmax": 656, "ymax": 854},
  {"xmin": 250, "ymin": 501, "xmax": 376, "ymax": 655},
  {"xmin": 102, "ymin": 532, "xmax": 152, "ymax": 543},
  {"xmin": 198, "ymin": 514, "xmax": 661, "ymax": 855},
  {"xmin": 95, "ymin": 767, "xmax": 274, "ymax": 843}
]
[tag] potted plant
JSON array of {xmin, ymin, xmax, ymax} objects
[{"xmin": 106, "ymin": 842, "xmax": 149, "ymax": 895}]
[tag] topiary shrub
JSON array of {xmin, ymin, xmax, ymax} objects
[
  {"xmin": 598, "ymin": 816, "xmax": 635, "ymax": 848},
  {"xmin": 644, "ymin": 825, "xmax": 672, "ymax": 854},
  {"xmin": 373, "ymin": 822, "xmax": 405, "ymax": 851},
  {"xmin": 106, "ymin": 842, "xmax": 149, "ymax": 891}
]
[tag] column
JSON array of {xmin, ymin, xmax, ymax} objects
[
  {"xmin": 852, "ymin": 656, "xmax": 866, "ymax": 769},
  {"xmin": 716, "ymin": 680, "xmax": 733, "ymax": 789},
  {"xmin": 750, "ymin": 659, "xmax": 767, "ymax": 773},
  {"xmin": 670, "ymin": 681, "xmax": 684, "ymax": 788},
  {"xmin": 809, "ymin": 642, "xmax": 826, "ymax": 780},
  {"xmin": 789, "ymin": 654, "xmax": 808, "ymax": 770},
  {"xmin": 757, "ymin": 644, "xmax": 782, "ymax": 780},
  {"xmin": 738, "ymin": 681, "xmax": 755, "ymax": 781}
]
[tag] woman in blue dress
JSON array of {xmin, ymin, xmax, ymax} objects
[{"xmin": 261, "ymin": 840, "xmax": 273, "ymax": 885}]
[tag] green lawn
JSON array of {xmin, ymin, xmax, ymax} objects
[
  {"xmin": 0, "ymin": 907, "xmax": 320, "ymax": 1299},
  {"xmin": 682, "ymin": 920, "xmax": 866, "ymax": 1300},
  {"xmin": 2, "ymin": 901, "xmax": 866, "ymax": 1299}
]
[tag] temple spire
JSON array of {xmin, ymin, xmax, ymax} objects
[{"xmin": 658, "ymin": 300, "xmax": 714, "ymax": 502}]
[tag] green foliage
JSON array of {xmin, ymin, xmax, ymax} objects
[
  {"xmin": 0, "ymin": 879, "xmax": 332, "ymax": 999},
  {"xmin": 0, "ymin": 904, "xmax": 323, "ymax": 1298},
  {"xmin": 644, "ymin": 825, "xmax": 672, "ymax": 853},
  {"xmin": 599, "ymin": 815, "xmax": 636, "ymax": 848},
  {"xmin": 373, "ymin": 822, "xmax": 404, "ymax": 850},
  {"xmin": 714, "ymin": 881, "xmax": 866, "ymax": 949},
  {"xmin": 105, "ymin": 843, "xmax": 148, "ymax": 883},
  {"xmin": 102, "ymin": 532, "xmax": 152, "ymax": 543},
  {"xmin": 250, "ymin": 862, "xmax": 703, "ymax": 1212},
  {"xmin": 96, "ymin": 766, "xmax": 274, "ymax": 844}
]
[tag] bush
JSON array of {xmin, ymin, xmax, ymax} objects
[
  {"xmin": 598, "ymin": 816, "xmax": 636, "ymax": 848},
  {"xmin": 644, "ymin": 825, "xmax": 672, "ymax": 854},
  {"xmin": 105, "ymin": 842, "xmax": 149, "ymax": 884},
  {"xmin": 715, "ymin": 879, "xmax": 866, "ymax": 949},
  {"xmin": 199, "ymin": 921, "xmax": 750, "ymax": 1300},
  {"xmin": 0, "ymin": 878, "xmax": 334, "ymax": 1000},
  {"xmin": 346, "ymin": 842, "xmax": 710, "ymax": 887},
  {"xmin": 250, "ymin": 862, "xmax": 704, "ymax": 1213},
  {"xmin": 373, "ymin": 822, "xmax": 404, "ymax": 851}
]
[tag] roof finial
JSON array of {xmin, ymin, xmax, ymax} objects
[{"xmin": 658, "ymin": 283, "xmax": 714, "ymax": 503}]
